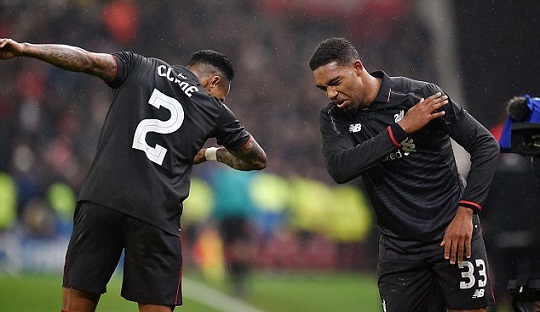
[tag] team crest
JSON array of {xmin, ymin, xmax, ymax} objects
[{"xmin": 394, "ymin": 110, "xmax": 405, "ymax": 123}]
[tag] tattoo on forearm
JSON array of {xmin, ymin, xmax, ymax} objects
[
  {"xmin": 218, "ymin": 150, "xmax": 253, "ymax": 170},
  {"xmin": 217, "ymin": 140, "xmax": 266, "ymax": 171},
  {"xmin": 34, "ymin": 45, "xmax": 115, "ymax": 81},
  {"xmin": 39, "ymin": 46, "xmax": 88, "ymax": 72}
]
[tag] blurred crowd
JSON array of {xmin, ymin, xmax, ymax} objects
[
  {"xmin": 0, "ymin": 0, "xmax": 435, "ymax": 236},
  {"xmin": 0, "ymin": 0, "xmax": 434, "ymax": 227},
  {"xmin": 2, "ymin": 1, "xmax": 540, "ymax": 307},
  {"xmin": 0, "ymin": 0, "xmax": 436, "ymax": 272}
]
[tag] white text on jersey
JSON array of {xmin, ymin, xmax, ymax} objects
[
  {"xmin": 157, "ymin": 65, "xmax": 199, "ymax": 97},
  {"xmin": 382, "ymin": 138, "xmax": 416, "ymax": 162}
]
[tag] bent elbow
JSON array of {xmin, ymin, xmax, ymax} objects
[
  {"xmin": 325, "ymin": 154, "xmax": 354, "ymax": 184},
  {"xmin": 251, "ymin": 153, "xmax": 267, "ymax": 171},
  {"xmin": 329, "ymin": 172, "xmax": 351, "ymax": 184},
  {"xmin": 490, "ymin": 139, "xmax": 501, "ymax": 156},
  {"xmin": 327, "ymin": 165, "xmax": 352, "ymax": 184},
  {"xmin": 254, "ymin": 159, "xmax": 267, "ymax": 170},
  {"xmin": 482, "ymin": 135, "xmax": 501, "ymax": 160}
]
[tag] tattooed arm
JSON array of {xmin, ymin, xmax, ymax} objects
[
  {"xmin": 194, "ymin": 136, "xmax": 267, "ymax": 171},
  {"xmin": 0, "ymin": 38, "xmax": 116, "ymax": 82}
]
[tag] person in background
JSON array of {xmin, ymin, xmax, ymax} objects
[
  {"xmin": 210, "ymin": 167, "xmax": 257, "ymax": 297},
  {"xmin": 0, "ymin": 38, "xmax": 266, "ymax": 312},
  {"xmin": 309, "ymin": 37, "xmax": 499, "ymax": 312}
]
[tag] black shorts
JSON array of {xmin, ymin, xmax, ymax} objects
[
  {"xmin": 63, "ymin": 201, "xmax": 183, "ymax": 306},
  {"xmin": 377, "ymin": 234, "xmax": 495, "ymax": 311}
]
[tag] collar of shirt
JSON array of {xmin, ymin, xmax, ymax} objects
[{"xmin": 370, "ymin": 70, "xmax": 392, "ymax": 106}]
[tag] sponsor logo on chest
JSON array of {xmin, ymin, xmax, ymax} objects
[{"xmin": 348, "ymin": 109, "xmax": 418, "ymax": 162}]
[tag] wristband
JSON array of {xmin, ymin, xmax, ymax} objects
[{"xmin": 204, "ymin": 147, "xmax": 219, "ymax": 161}]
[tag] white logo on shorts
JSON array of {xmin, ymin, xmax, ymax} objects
[{"xmin": 472, "ymin": 289, "xmax": 485, "ymax": 298}]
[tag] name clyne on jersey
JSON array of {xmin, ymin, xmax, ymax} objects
[{"xmin": 157, "ymin": 65, "xmax": 199, "ymax": 98}]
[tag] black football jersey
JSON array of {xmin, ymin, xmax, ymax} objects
[
  {"xmin": 78, "ymin": 52, "xmax": 250, "ymax": 236},
  {"xmin": 320, "ymin": 71, "xmax": 500, "ymax": 257}
]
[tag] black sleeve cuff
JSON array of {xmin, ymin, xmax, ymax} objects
[{"xmin": 387, "ymin": 124, "xmax": 408, "ymax": 147}]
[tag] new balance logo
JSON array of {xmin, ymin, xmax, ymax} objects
[
  {"xmin": 349, "ymin": 123, "xmax": 362, "ymax": 133},
  {"xmin": 472, "ymin": 289, "xmax": 485, "ymax": 298}
]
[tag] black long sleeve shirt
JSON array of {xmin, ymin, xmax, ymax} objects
[
  {"xmin": 319, "ymin": 71, "xmax": 500, "ymax": 257},
  {"xmin": 78, "ymin": 52, "xmax": 250, "ymax": 236}
]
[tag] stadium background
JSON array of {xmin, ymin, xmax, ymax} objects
[{"xmin": 0, "ymin": 1, "xmax": 539, "ymax": 311}]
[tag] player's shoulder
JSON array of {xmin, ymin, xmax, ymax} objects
[
  {"xmin": 113, "ymin": 51, "xmax": 171, "ymax": 70},
  {"xmin": 390, "ymin": 76, "xmax": 442, "ymax": 97},
  {"xmin": 108, "ymin": 52, "xmax": 165, "ymax": 87},
  {"xmin": 111, "ymin": 51, "xmax": 141, "ymax": 63},
  {"xmin": 390, "ymin": 75, "xmax": 427, "ymax": 91}
]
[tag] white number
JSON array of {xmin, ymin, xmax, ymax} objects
[
  {"xmin": 476, "ymin": 259, "xmax": 487, "ymax": 287},
  {"xmin": 459, "ymin": 261, "xmax": 475, "ymax": 289},
  {"xmin": 132, "ymin": 88, "xmax": 184, "ymax": 165},
  {"xmin": 458, "ymin": 259, "xmax": 487, "ymax": 289}
]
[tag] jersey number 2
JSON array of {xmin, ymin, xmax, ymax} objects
[{"xmin": 132, "ymin": 88, "xmax": 185, "ymax": 165}]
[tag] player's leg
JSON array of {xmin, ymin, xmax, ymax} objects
[
  {"xmin": 377, "ymin": 235, "xmax": 446, "ymax": 312},
  {"xmin": 62, "ymin": 287, "xmax": 100, "ymax": 312},
  {"xmin": 434, "ymin": 233, "xmax": 495, "ymax": 311},
  {"xmin": 62, "ymin": 202, "xmax": 125, "ymax": 312},
  {"xmin": 138, "ymin": 303, "xmax": 174, "ymax": 311},
  {"xmin": 378, "ymin": 256, "xmax": 446, "ymax": 312},
  {"xmin": 221, "ymin": 217, "xmax": 252, "ymax": 295},
  {"xmin": 121, "ymin": 216, "xmax": 182, "ymax": 310}
]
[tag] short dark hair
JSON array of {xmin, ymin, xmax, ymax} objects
[
  {"xmin": 188, "ymin": 50, "xmax": 235, "ymax": 82},
  {"xmin": 309, "ymin": 37, "xmax": 360, "ymax": 71}
]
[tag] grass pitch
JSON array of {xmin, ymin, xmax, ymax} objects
[{"xmin": 0, "ymin": 270, "xmax": 380, "ymax": 311}]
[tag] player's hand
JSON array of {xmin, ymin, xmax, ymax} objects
[
  {"xmin": 440, "ymin": 206, "xmax": 474, "ymax": 265},
  {"xmin": 397, "ymin": 92, "xmax": 448, "ymax": 134},
  {"xmin": 0, "ymin": 38, "xmax": 24, "ymax": 59},
  {"xmin": 193, "ymin": 149, "xmax": 207, "ymax": 164}
]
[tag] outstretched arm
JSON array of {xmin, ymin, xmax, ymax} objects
[
  {"xmin": 194, "ymin": 135, "xmax": 267, "ymax": 171},
  {"xmin": 0, "ymin": 38, "xmax": 116, "ymax": 81}
]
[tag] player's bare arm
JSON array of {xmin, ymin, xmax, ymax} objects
[
  {"xmin": 0, "ymin": 38, "xmax": 115, "ymax": 82},
  {"xmin": 397, "ymin": 92, "xmax": 448, "ymax": 134},
  {"xmin": 195, "ymin": 136, "xmax": 267, "ymax": 171}
]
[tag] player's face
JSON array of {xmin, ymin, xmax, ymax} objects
[{"xmin": 313, "ymin": 61, "xmax": 366, "ymax": 114}]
